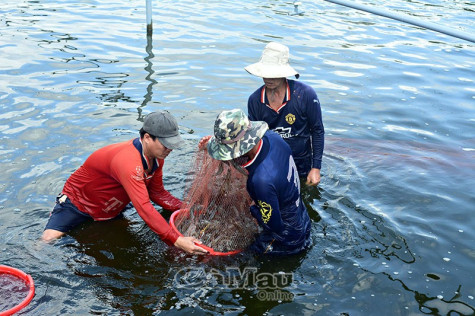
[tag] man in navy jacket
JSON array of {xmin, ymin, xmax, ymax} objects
[{"xmin": 245, "ymin": 42, "xmax": 324, "ymax": 186}]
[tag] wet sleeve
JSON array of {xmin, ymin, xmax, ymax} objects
[
  {"xmin": 249, "ymin": 178, "xmax": 284, "ymax": 233},
  {"xmin": 305, "ymin": 87, "xmax": 324, "ymax": 169}
]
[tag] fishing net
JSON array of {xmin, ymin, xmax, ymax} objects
[{"xmin": 170, "ymin": 149, "xmax": 258, "ymax": 255}]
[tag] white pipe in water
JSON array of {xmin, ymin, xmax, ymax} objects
[
  {"xmin": 146, "ymin": 0, "xmax": 152, "ymax": 31},
  {"xmin": 323, "ymin": 0, "xmax": 475, "ymax": 43}
]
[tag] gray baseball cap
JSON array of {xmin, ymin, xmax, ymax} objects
[{"xmin": 142, "ymin": 111, "xmax": 185, "ymax": 149}]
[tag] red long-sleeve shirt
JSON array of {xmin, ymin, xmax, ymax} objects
[{"xmin": 62, "ymin": 138, "xmax": 182, "ymax": 245}]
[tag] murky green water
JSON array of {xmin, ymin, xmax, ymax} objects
[{"xmin": 1, "ymin": 0, "xmax": 474, "ymax": 314}]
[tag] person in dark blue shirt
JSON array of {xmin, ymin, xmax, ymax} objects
[
  {"xmin": 245, "ymin": 42, "xmax": 324, "ymax": 186},
  {"xmin": 202, "ymin": 109, "xmax": 311, "ymax": 255}
]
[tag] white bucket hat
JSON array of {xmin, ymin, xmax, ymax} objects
[{"xmin": 245, "ymin": 42, "xmax": 299, "ymax": 79}]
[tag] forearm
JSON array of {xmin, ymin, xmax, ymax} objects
[
  {"xmin": 311, "ymin": 130, "xmax": 324, "ymax": 169},
  {"xmin": 307, "ymin": 92, "xmax": 324, "ymax": 169},
  {"xmin": 150, "ymin": 189, "xmax": 182, "ymax": 210}
]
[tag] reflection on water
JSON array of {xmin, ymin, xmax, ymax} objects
[{"xmin": 0, "ymin": 0, "xmax": 474, "ymax": 314}]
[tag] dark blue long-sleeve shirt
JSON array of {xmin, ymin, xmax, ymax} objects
[{"xmin": 245, "ymin": 131, "xmax": 311, "ymax": 254}]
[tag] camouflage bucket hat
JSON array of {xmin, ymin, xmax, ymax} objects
[{"xmin": 207, "ymin": 109, "xmax": 268, "ymax": 161}]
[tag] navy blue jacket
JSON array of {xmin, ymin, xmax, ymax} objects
[
  {"xmin": 245, "ymin": 131, "xmax": 311, "ymax": 255},
  {"xmin": 248, "ymin": 79, "xmax": 324, "ymax": 177}
]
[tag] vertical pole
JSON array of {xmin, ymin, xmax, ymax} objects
[{"xmin": 146, "ymin": 0, "xmax": 152, "ymax": 36}]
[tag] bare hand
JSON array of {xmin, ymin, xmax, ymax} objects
[
  {"xmin": 174, "ymin": 236, "xmax": 208, "ymax": 255},
  {"xmin": 305, "ymin": 168, "xmax": 321, "ymax": 186},
  {"xmin": 198, "ymin": 135, "xmax": 212, "ymax": 150}
]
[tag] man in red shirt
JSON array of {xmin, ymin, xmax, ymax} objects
[{"xmin": 42, "ymin": 111, "xmax": 207, "ymax": 255}]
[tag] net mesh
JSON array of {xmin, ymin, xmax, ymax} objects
[{"xmin": 174, "ymin": 150, "xmax": 258, "ymax": 254}]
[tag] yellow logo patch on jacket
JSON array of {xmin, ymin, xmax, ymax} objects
[
  {"xmin": 258, "ymin": 200, "xmax": 272, "ymax": 224},
  {"xmin": 285, "ymin": 113, "xmax": 296, "ymax": 125}
]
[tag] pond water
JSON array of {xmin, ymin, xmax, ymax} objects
[
  {"xmin": 0, "ymin": 0, "xmax": 474, "ymax": 314},
  {"xmin": 0, "ymin": 273, "xmax": 30, "ymax": 312}
]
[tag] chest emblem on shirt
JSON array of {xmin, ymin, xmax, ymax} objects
[
  {"xmin": 258, "ymin": 200, "xmax": 272, "ymax": 224},
  {"xmin": 285, "ymin": 113, "xmax": 296, "ymax": 125},
  {"xmin": 132, "ymin": 165, "xmax": 145, "ymax": 181}
]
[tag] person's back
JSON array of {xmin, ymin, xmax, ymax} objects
[
  {"xmin": 63, "ymin": 139, "xmax": 158, "ymax": 220},
  {"xmin": 245, "ymin": 131, "xmax": 311, "ymax": 254}
]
